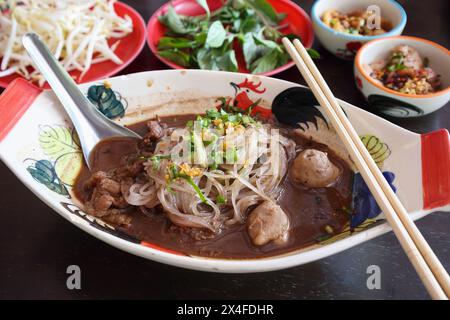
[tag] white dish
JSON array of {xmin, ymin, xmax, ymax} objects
[
  {"xmin": 0, "ymin": 70, "xmax": 448, "ymax": 272},
  {"xmin": 312, "ymin": 0, "xmax": 407, "ymax": 59},
  {"xmin": 354, "ymin": 36, "xmax": 450, "ymax": 117}
]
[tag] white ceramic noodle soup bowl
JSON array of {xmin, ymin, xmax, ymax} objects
[
  {"xmin": 354, "ymin": 36, "xmax": 450, "ymax": 118},
  {"xmin": 312, "ymin": 0, "xmax": 407, "ymax": 59},
  {"xmin": 0, "ymin": 70, "xmax": 449, "ymax": 272}
]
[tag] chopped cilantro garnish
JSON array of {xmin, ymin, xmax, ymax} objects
[
  {"xmin": 167, "ymin": 163, "xmax": 207, "ymax": 203},
  {"xmin": 216, "ymin": 195, "xmax": 226, "ymax": 204},
  {"xmin": 140, "ymin": 154, "xmax": 171, "ymax": 170}
]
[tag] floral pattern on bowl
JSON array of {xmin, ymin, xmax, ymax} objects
[
  {"xmin": 354, "ymin": 36, "xmax": 450, "ymax": 117},
  {"xmin": 0, "ymin": 70, "xmax": 448, "ymax": 273}
]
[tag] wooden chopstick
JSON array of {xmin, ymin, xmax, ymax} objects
[
  {"xmin": 289, "ymin": 38, "xmax": 450, "ymax": 297},
  {"xmin": 282, "ymin": 37, "xmax": 449, "ymax": 300}
]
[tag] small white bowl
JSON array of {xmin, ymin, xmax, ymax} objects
[
  {"xmin": 312, "ymin": 0, "xmax": 407, "ymax": 59},
  {"xmin": 354, "ymin": 36, "xmax": 450, "ymax": 117}
]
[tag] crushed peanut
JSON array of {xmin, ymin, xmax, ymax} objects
[{"xmin": 179, "ymin": 163, "xmax": 203, "ymax": 177}]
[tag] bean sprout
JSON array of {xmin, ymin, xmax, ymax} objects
[{"xmin": 0, "ymin": 0, "xmax": 133, "ymax": 85}]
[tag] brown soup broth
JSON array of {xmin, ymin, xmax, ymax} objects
[{"xmin": 73, "ymin": 115, "xmax": 354, "ymax": 259}]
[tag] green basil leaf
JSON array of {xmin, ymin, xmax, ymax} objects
[
  {"xmin": 307, "ymin": 48, "xmax": 321, "ymax": 59},
  {"xmin": 250, "ymin": 48, "xmax": 279, "ymax": 74},
  {"xmin": 162, "ymin": 6, "xmax": 188, "ymax": 34},
  {"xmin": 194, "ymin": 32, "xmax": 208, "ymax": 46},
  {"xmin": 159, "ymin": 49, "xmax": 191, "ymax": 67},
  {"xmin": 248, "ymin": 0, "xmax": 281, "ymax": 24},
  {"xmin": 283, "ymin": 34, "xmax": 320, "ymax": 59},
  {"xmin": 242, "ymin": 32, "xmax": 265, "ymax": 68},
  {"xmin": 239, "ymin": 11, "xmax": 260, "ymax": 33},
  {"xmin": 263, "ymin": 26, "xmax": 282, "ymax": 41},
  {"xmin": 278, "ymin": 51, "xmax": 289, "ymax": 66},
  {"xmin": 285, "ymin": 33, "xmax": 301, "ymax": 42},
  {"xmin": 217, "ymin": 6, "xmax": 234, "ymax": 24},
  {"xmin": 159, "ymin": 5, "xmax": 198, "ymax": 35},
  {"xmin": 217, "ymin": 50, "xmax": 238, "ymax": 72},
  {"xmin": 197, "ymin": 47, "xmax": 220, "ymax": 70},
  {"xmin": 233, "ymin": 18, "xmax": 242, "ymax": 32},
  {"xmin": 223, "ymin": 34, "xmax": 236, "ymax": 49},
  {"xmin": 158, "ymin": 37, "xmax": 195, "ymax": 49},
  {"xmin": 206, "ymin": 21, "xmax": 227, "ymax": 48},
  {"xmin": 197, "ymin": 47, "xmax": 237, "ymax": 72},
  {"xmin": 253, "ymin": 33, "xmax": 278, "ymax": 49}
]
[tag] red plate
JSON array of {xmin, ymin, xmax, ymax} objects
[
  {"xmin": 147, "ymin": 0, "xmax": 314, "ymax": 76},
  {"xmin": 0, "ymin": 1, "xmax": 146, "ymax": 89}
]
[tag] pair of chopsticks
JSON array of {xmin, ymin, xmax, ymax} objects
[{"xmin": 282, "ymin": 38, "xmax": 450, "ymax": 300}]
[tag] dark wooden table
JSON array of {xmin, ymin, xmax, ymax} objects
[{"xmin": 1, "ymin": 0, "xmax": 449, "ymax": 300}]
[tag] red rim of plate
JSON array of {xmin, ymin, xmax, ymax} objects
[
  {"xmin": 0, "ymin": 1, "xmax": 147, "ymax": 89},
  {"xmin": 147, "ymin": 0, "xmax": 314, "ymax": 77}
]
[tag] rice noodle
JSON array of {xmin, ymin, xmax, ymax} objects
[
  {"xmin": 157, "ymin": 188, "xmax": 215, "ymax": 231},
  {"xmin": 124, "ymin": 119, "xmax": 295, "ymax": 233},
  {"xmin": 123, "ymin": 182, "xmax": 158, "ymax": 206}
]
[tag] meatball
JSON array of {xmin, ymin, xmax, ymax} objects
[
  {"xmin": 393, "ymin": 45, "xmax": 423, "ymax": 70},
  {"xmin": 247, "ymin": 201, "xmax": 289, "ymax": 246},
  {"xmin": 290, "ymin": 149, "xmax": 340, "ymax": 188}
]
